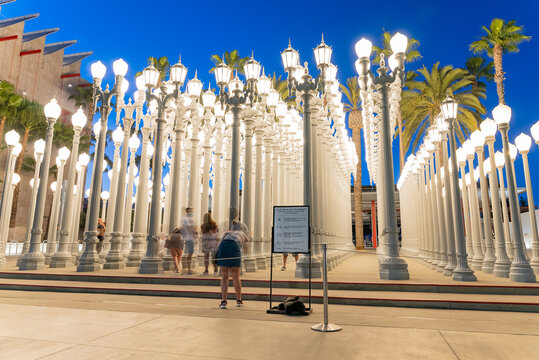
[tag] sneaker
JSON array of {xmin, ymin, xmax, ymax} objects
[
  {"xmin": 236, "ymin": 300, "xmax": 243, "ymax": 307},
  {"xmin": 220, "ymin": 300, "xmax": 227, "ymax": 309},
  {"xmin": 213, "ymin": 271, "xmax": 219, "ymax": 276},
  {"xmin": 281, "ymin": 266, "xmax": 286, "ymax": 271},
  {"xmin": 187, "ymin": 270, "xmax": 194, "ymax": 275},
  {"xmin": 202, "ymin": 271, "xmax": 209, "ymax": 275}
]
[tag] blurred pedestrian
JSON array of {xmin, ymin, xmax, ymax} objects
[
  {"xmin": 165, "ymin": 227, "xmax": 184, "ymax": 273},
  {"xmin": 201, "ymin": 212, "xmax": 219, "ymax": 275}
]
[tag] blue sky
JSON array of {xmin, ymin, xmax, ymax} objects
[{"xmin": 2, "ymin": 0, "xmax": 539, "ymax": 200}]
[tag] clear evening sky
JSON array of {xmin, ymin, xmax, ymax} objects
[{"xmin": 2, "ymin": 0, "xmax": 538, "ymax": 202}]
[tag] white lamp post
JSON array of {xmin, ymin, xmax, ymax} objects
[
  {"xmin": 101, "ymin": 191, "xmax": 110, "ymax": 219},
  {"xmin": 78, "ymin": 59, "xmax": 126, "ymax": 272},
  {"xmin": 0, "ymin": 130, "xmax": 20, "ymax": 225},
  {"xmin": 530, "ymin": 121, "xmax": 539, "ymax": 145},
  {"xmin": 51, "ymin": 108, "xmax": 87, "ymax": 267},
  {"xmin": 495, "ymin": 151, "xmax": 514, "ymax": 259},
  {"xmin": 492, "ymin": 103, "xmax": 535, "ymax": 282},
  {"xmin": 122, "ymin": 135, "xmax": 140, "ymax": 256},
  {"xmin": 515, "ymin": 133, "xmax": 539, "ymax": 272},
  {"xmin": 441, "ymin": 95, "xmax": 476, "ymax": 281},
  {"xmin": 20, "ymin": 98, "xmax": 62, "ymax": 270},
  {"xmin": 71, "ymin": 153, "xmax": 90, "ymax": 259},
  {"xmin": 0, "ymin": 137, "xmax": 21, "ymax": 264}
]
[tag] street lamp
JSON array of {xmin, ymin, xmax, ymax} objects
[
  {"xmin": 51, "ymin": 108, "xmax": 87, "ymax": 267},
  {"xmin": 139, "ymin": 58, "xmax": 187, "ymax": 274},
  {"xmin": 514, "ymin": 133, "xmax": 539, "ymax": 272},
  {"xmin": 0, "ymin": 130, "xmax": 20, "ymax": 224},
  {"xmin": 20, "ymin": 98, "xmax": 61, "ymax": 270},
  {"xmin": 355, "ymin": 33, "xmax": 409, "ymax": 280},
  {"xmin": 492, "ymin": 103, "xmax": 535, "ymax": 282},
  {"xmin": 531, "ymin": 121, "xmax": 539, "ymax": 145},
  {"xmin": 78, "ymin": 59, "xmax": 127, "ymax": 272},
  {"xmin": 440, "ymin": 95, "xmax": 476, "ymax": 281}
]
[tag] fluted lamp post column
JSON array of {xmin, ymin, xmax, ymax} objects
[
  {"xmin": 514, "ymin": 133, "xmax": 539, "ymax": 273},
  {"xmin": 51, "ymin": 109, "xmax": 87, "ymax": 267},
  {"xmin": 19, "ymin": 99, "xmax": 61, "ymax": 270},
  {"xmin": 440, "ymin": 95, "xmax": 476, "ymax": 281},
  {"xmin": 139, "ymin": 59, "xmax": 188, "ymax": 274},
  {"xmin": 355, "ymin": 34, "xmax": 409, "ymax": 280},
  {"xmin": 77, "ymin": 59, "xmax": 126, "ymax": 272},
  {"xmin": 492, "ymin": 104, "xmax": 535, "ymax": 282}
]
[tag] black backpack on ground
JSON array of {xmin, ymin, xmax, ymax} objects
[{"xmin": 277, "ymin": 296, "xmax": 307, "ymax": 315}]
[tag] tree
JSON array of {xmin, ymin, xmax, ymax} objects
[
  {"xmin": 401, "ymin": 63, "xmax": 486, "ymax": 155},
  {"xmin": 470, "ymin": 18, "xmax": 531, "ymax": 104},
  {"xmin": 340, "ymin": 77, "xmax": 364, "ymax": 249},
  {"xmin": 372, "ymin": 31, "xmax": 421, "ymax": 170},
  {"xmin": 68, "ymin": 86, "xmax": 94, "ymax": 122},
  {"xmin": 465, "ymin": 56, "xmax": 494, "ymax": 90},
  {"xmin": 0, "ymin": 80, "xmax": 23, "ymax": 145},
  {"xmin": 209, "ymin": 50, "xmax": 249, "ymax": 80},
  {"xmin": 9, "ymin": 100, "xmax": 47, "ymax": 227}
]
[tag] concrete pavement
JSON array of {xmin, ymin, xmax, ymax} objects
[{"xmin": 0, "ymin": 290, "xmax": 538, "ymax": 359}]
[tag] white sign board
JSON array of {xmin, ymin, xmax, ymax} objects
[{"xmin": 272, "ymin": 206, "xmax": 310, "ymax": 254}]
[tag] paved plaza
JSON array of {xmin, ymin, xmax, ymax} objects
[{"xmin": 0, "ymin": 289, "xmax": 538, "ymax": 360}]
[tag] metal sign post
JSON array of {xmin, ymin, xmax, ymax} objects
[{"xmin": 312, "ymin": 243, "xmax": 342, "ymax": 332}]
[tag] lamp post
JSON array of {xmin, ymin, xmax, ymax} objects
[
  {"xmin": 492, "ymin": 103, "xmax": 535, "ymax": 282},
  {"xmin": 515, "ymin": 133, "xmax": 539, "ymax": 272},
  {"xmin": 19, "ymin": 98, "xmax": 62, "ymax": 270},
  {"xmin": 101, "ymin": 191, "xmax": 109, "ymax": 219},
  {"xmin": 494, "ymin": 151, "xmax": 513, "ymax": 259},
  {"xmin": 139, "ymin": 59, "xmax": 187, "ymax": 274},
  {"xmin": 51, "ymin": 109, "xmax": 87, "ymax": 267},
  {"xmin": 355, "ymin": 34, "xmax": 409, "ymax": 279},
  {"xmin": 0, "ymin": 130, "xmax": 20, "ymax": 229},
  {"xmin": 457, "ymin": 149, "xmax": 474, "ymax": 264},
  {"xmin": 78, "ymin": 59, "xmax": 127, "ymax": 272},
  {"xmin": 45, "ymin": 148, "xmax": 70, "ymax": 264},
  {"xmin": 71, "ymin": 153, "xmax": 90, "ymax": 260},
  {"xmin": 0, "ymin": 173, "xmax": 20, "ymax": 259},
  {"xmin": 122, "ymin": 134, "xmax": 140, "ymax": 256},
  {"xmin": 18, "ymin": 139, "xmax": 45, "ymax": 265},
  {"xmin": 440, "ymin": 95, "xmax": 476, "ymax": 281}
]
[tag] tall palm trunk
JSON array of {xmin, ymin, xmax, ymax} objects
[
  {"xmin": 493, "ymin": 44, "xmax": 505, "ymax": 105},
  {"xmin": 0, "ymin": 115, "xmax": 6, "ymax": 146},
  {"xmin": 350, "ymin": 110, "xmax": 364, "ymax": 249},
  {"xmin": 9, "ymin": 129, "xmax": 29, "ymax": 228},
  {"xmin": 398, "ymin": 112, "xmax": 404, "ymax": 171}
]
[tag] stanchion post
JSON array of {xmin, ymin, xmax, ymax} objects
[{"xmin": 311, "ymin": 243, "xmax": 341, "ymax": 332}]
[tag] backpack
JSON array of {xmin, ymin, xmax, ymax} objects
[{"xmin": 278, "ymin": 296, "xmax": 307, "ymax": 315}]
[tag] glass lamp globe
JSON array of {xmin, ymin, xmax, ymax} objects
[
  {"xmin": 480, "ymin": 118, "xmax": 497, "ymax": 138},
  {"xmin": 71, "ymin": 108, "xmax": 87, "ymax": 129},
  {"xmin": 228, "ymin": 76, "xmax": 244, "ymax": 94},
  {"xmin": 281, "ymin": 41, "xmax": 300, "ymax": 71},
  {"xmin": 143, "ymin": 65, "xmax": 160, "ymax": 88},
  {"xmin": 187, "ymin": 72, "xmax": 203, "ymax": 97},
  {"xmin": 148, "ymin": 180, "xmax": 153, "ymax": 189},
  {"xmin": 78, "ymin": 153, "xmax": 90, "ymax": 166},
  {"xmin": 390, "ymin": 32, "xmax": 408, "ymax": 54},
  {"xmin": 106, "ymin": 171, "xmax": 113, "ymax": 181},
  {"xmin": 93, "ymin": 121, "xmax": 101, "ymax": 136},
  {"xmin": 214, "ymin": 103, "xmax": 225, "ymax": 118},
  {"xmin": 30, "ymin": 178, "xmax": 35, "ymax": 188},
  {"xmin": 355, "ymin": 38, "xmax": 373, "ymax": 59},
  {"xmin": 508, "ymin": 143, "xmax": 518, "ymax": 161},
  {"xmin": 441, "ymin": 96, "xmax": 458, "ymax": 120},
  {"xmin": 113, "ymin": 58, "xmax": 128, "ymax": 77},
  {"xmin": 58, "ymin": 146, "xmax": 70, "ymax": 161},
  {"xmin": 492, "ymin": 103, "xmax": 511, "ymax": 125},
  {"xmin": 267, "ymin": 88, "xmax": 279, "ymax": 107},
  {"xmin": 256, "ymin": 74, "xmax": 271, "ymax": 96},
  {"xmin": 292, "ymin": 66, "xmax": 304, "ymax": 83},
  {"xmin": 494, "ymin": 151, "xmax": 504, "ymax": 168},
  {"xmin": 243, "ymin": 56, "xmax": 261, "ymax": 81},
  {"xmin": 135, "ymin": 75, "xmax": 146, "ymax": 91},
  {"xmin": 147, "ymin": 143, "xmax": 154, "ymax": 157},
  {"xmin": 314, "ymin": 36, "xmax": 332, "ymax": 68},
  {"xmin": 388, "ymin": 54, "xmax": 398, "ymax": 72},
  {"xmin": 44, "ymin": 98, "xmax": 62, "ymax": 119},
  {"xmin": 214, "ymin": 62, "xmax": 231, "ymax": 86},
  {"xmin": 484, "ymin": 158, "xmax": 491, "ymax": 174},
  {"xmin": 51, "ymin": 181, "xmax": 57, "ymax": 192},
  {"xmin": 102, "ymin": 162, "xmax": 107, "ymax": 172},
  {"xmin": 225, "ymin": 113, "xmax": 233, "ymax": 126},
  {"xmin": 325, "ymin": 64, "xmax": 338, "ymax": 82},
  {"xmin": 34, "ymin": 139, "xmax": 45, "ymax": 155},
  {"xmin": 530, "ymin": 120, "xmax": 539, "ymax": 142},
  {"xmin": 470, "ymin": 130, "xmax": 485, "ymax": 149},
  {"xmin": 101, "ymin": 191, "xmax": 110, "ymax": 200},
  {"xmin": 112, "ymin": 127, "xmax": 124, "ymax": 144},
  {"xmin": 91, "ymin": 61, "xmax": 106, "ymax": 80},
  {"xmin": 515, "ymin": 133, "xmax": 532, "ymax": 153},
  {"xmin": 12, "ymin": 173, "xmax": 20, "ymax": 185},
  {"xmin": 170, "ymin": 60, "xmax": 188, "ymax": 85},
  {"xmin": 120, "ymin": 78, "xmax": 129, "ymax": 94},
  {"xmin": 85, "ymin": 189, "xmax": 90, "ymax": 198},
  {"xmin": 5, "ymin": 129, "xmax": 20, "ymax": 146},
  {"xmin": 202, "ymin": 89, "xmax": 216, "ymax": 108},
  {"xmin": 456, "ymin": 148, "xmax": 466, "ymax": 164},
  {"xmin": 129, "ymin": 134, "xmax": 140, "ymax": 150}
]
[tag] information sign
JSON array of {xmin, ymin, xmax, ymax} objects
[{"xmin": 272, "ymin": 206, "xmax": 310, "ymax": 254}]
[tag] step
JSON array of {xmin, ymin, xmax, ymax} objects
[
  {"xmin": 0, "ymin": 278, "xmax": 538, "ymax": 313},
  {"xmin": 1, "ymin": 270, "xmax": 539, "ymax": 296}
]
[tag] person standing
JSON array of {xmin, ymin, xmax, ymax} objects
[
  {"xmin": 165, "ymin": 228, "xmax": 184, "ymax": 273},
  {"xmin": 216, "ymin": 220, "xmax": 249, "ymax": 309},
  {"xmin": 201, "ymin": 212, "xmax": 219, "ymax": 275},
  {"xmin": 181, "ymin": 207, "xmax": 198, "ymax": 275},
  {"xmin": 96, "ymin": 218, "xmax": 106, "ymax": 254}
]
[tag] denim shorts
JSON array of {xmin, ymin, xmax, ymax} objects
[{"xmin": 185, "ymin": 239, "xmax": 194, "ymax": 255}]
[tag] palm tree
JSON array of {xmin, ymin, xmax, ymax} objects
[
  {"xmin": 340, "ymin": 77, "xmax": 364, "ymax": 249},
  {"xmin": 372, "ymin": 31, "xmax": 421, "ymax": 170},
  {"xmin": 401, "ymin": 63, "xmax": 486, "ymax": 155},
  {"xmin": 9, "ymin": 100, "xmax": 47, "ymax": 227},
  {"xmin": 68, "ymin": 86, "xmax": 93, "ymax": 120},
  {"xmin": 209, "ymin": 50, "xmax": 249, "ymax": 80},
  {"xmin": 0, "ymin": 80, "xmax": 23, "ymax": 145},
  {"xmin": 465, "ymin": 56, "xmax": 494, "ymax": 90},
  {"xmin": 470, "ymin": 19, "xmax": 531, "ymax": 104}
]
